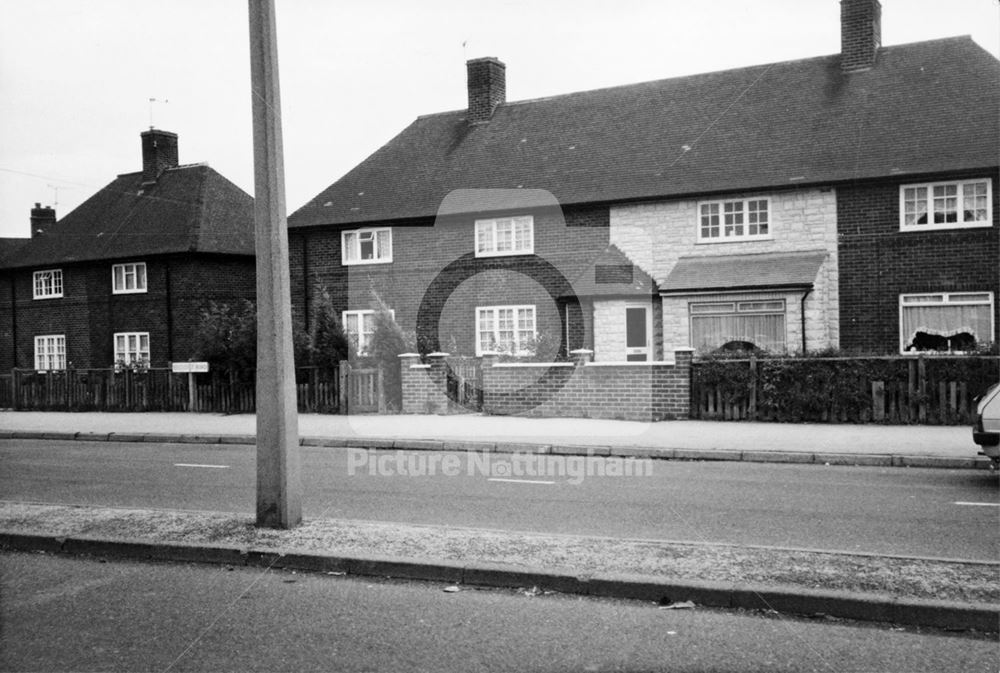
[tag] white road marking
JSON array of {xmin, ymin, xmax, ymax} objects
[
  {"xmin": 488, "ymin": 478, "xmax": 555, "ymax": 485},
  {"xmin": 174, "ymin": 463, "xmax": 230, "ymax": 469},
  {"xmin": 953, "ymin": 501, "xmax": 1000, "ymax": 507}
]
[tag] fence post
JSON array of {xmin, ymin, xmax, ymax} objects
[
  {"xmin": 11, "ymin": 369, "xmax": 18, "ymax": 410},
  {"xmin": 917, "ymin": 354, "xmax": 927, "ymax": 422},
  {"xmin": 338, "ymin": 362, "xmax": 349, "ymax": 414},
  {"xmin": 377, "ymin": 366, "xmax": 386, "ymax": 414},
  {"xmin": 748, "ymin": 354, "xmax": 758, "ymax": 420},
  {"xmin": 871, "ymin": 381, "xmax": 885, "ymax": 421}
]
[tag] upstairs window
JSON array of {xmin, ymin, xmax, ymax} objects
[
  {"xmin": 112, "ymin": 262, "xmax": 147, "ymax": 294},
  {"xmin": 900, "ymin": 292, "xmax": 994, "ymax": 353},
  {"xmin": 34, "ymin": 334, "xmax": 66, "ymax": 371},
  {"xmin": 475, "ymin": 216, "xmax": 534, "ymax": 257},
  {"xmin": 698, "ymin": 198, "xmax": 770, "ymax": 243},
  {"xmin": 900, "ymin": 179, "xmax": 992, "ymax": 231},
  {"xmin": 33, "ymin": 269, "xmax": 63, "ymax": 299},
  {"xmin": 476, "ymin": 305, "xmax": 536, "ymax": 355},
  {"xmin": 342, "ymin": 228, "xmax": 392, "ymax": 265}
]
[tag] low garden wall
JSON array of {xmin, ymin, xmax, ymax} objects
[{"xmin": 399, "ymin": 349, "xmax": 694, "ymax": 422}]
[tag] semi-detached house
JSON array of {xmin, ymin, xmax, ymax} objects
[
  {"xmin": 0, "ymin": 129, "xmax": 256, "ymax": 371},
  {"xmin": 287, "ymin": 0, "xmax": 998, "ymax": 361}
]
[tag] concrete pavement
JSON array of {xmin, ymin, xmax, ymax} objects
[{"xmin": 0, "ymin": 410, "xmax": 991, "ymax": 468}]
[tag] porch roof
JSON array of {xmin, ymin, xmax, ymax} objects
[{"xmin": 661, "ymin": 251, "xmax": 828, "ymax": 294}]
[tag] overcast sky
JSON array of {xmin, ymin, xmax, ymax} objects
[{"xmin": 1, "ymin": 0, "xmax": 997, "ymax": 239}]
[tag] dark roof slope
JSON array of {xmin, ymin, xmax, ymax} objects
[
  {"xmin": 0, "ymin": 238, "xmax": 28, "ymax": 267},
  {"xmin": 3, "ymin": 164, "xmax": 254, "ymax": 269},
  {"xmin": 290, "ymin": 37, "xmax": 999, "ymax": 228}
]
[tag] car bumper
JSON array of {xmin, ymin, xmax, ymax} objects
[{"xmin": 973, "ymin": 431, "xmax": 999, "ymax": 450}]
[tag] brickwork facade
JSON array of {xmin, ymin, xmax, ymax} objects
[
  {"xmin": 837, "ymin": 173, "xmax": 1000, "ymax": 352},
  {"xmin": 610, "ymin": 187, "xmax": 840, "ymax": 354},
  {"xmin": 1, "ymin": 254, "xmax": 255, "ymax": 370},
  {"xmin": 289, "ymin": 204, "xmax": 610, "ymax": 358}
]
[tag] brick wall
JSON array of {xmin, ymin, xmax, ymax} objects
[
  {"xmin": 837, "ymin": 174, "xmax": 1000, "ymax": 352},
  {"xmin": 400, "ymin": 349, "xmax": 694, "ymax": 422},
  {"xmin": 289, "ymin": 204, "xmax": 610, "ymax": 356}
]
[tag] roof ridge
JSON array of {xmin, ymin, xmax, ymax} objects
[
  {"xmin": 677, "ymin": 249, "xmax": 829, "ymax": 260},
  {"xmin": 415, "ymin": 36, "xmax": 980, "ymax": 121}
]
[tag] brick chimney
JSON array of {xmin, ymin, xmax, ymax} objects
[
  {"xmin": 841, "ymin": 0, "xmax": 881, "ymax": 72},
  {"xmin": 467, "ymin": 57, "xmax": 506, "ymax": 123},
  {"xmin": 140, "ymin": 128, "xmax": 179, "ymax": 183},
  {"xmin": 30, "ymin": 203, "xmax": 56, "ymax": 238}
]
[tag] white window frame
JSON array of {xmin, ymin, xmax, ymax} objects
[
  {"xmin": 342, "ymin": 309, "xmax": 394, "ymax": 355},
  {"xmin": 697, "ymin": 198, "xmax": 772, "ymax": 243},
  {"xmin": 474, "ymin": 215, "xmax": 534, "ymax": 257},
  {"xmin": 689, "ymin": 299, "xmax": 787, "ymax": 352},
  {"xmin": 625, "ymin": 303, "xmax": 652, "ymax": 362},
  {"xmin": 899, "ymin": 178, "xmax": 992, "ymax": 231},
  {"xmin": 114, "ymin": 332, "xmax": 150, "ymax": 367},
  {"xmin": 34, "ymin": 334, "xmax": 66, "ymax": 371},
  {"xmin": 476, "ymin": 305, "xmax": 537, "ymax": 356},
  {"xmin": 898, "ymin": 292, "xmax": 995, "ymax": 354},
  {"xmin": 341, "ymin": 227, "xmax": 392, "ymax": 265},
  {"xmin": 112, "ymin": 262, "xmax": 147, "ymax": 294},
  {"xmin": 32, "ymin": 269, "xmax": 63, "ymax": 299}
]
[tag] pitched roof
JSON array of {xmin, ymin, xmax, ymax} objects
[
  {"xmin": 2, "ymin": 164, "xmax": 255, "ymax": 269},
  {"xmin": 568, "ymin": 244, "xmax": 658, "ymax": 298},
  {"xmin": 289, "ymin": 37, "xmax": 999, "ymax": 229},
  {"xmin": 661, "ymin": 251, "xmax": 828, "ymax": 294},
  {"xmin": 0, "ymin": 238, "xmax": 28, "ymax": 267}
]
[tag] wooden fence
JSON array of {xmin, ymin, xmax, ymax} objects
[
  {"xmin": 691, "ymin": 355, "xmax": 1000, "ymax": 424},
  {"xmin": 4, "ymin": 367, "xmax": 347, "ymax": 414}
]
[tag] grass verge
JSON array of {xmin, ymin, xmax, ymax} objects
[{"xmin": 1, "ymin": 501, "xmax": 996, "ymax": 604}]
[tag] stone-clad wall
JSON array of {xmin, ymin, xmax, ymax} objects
[{"xmin": 610, "ymin": 188, "xmax": 839, "ymax": 353}]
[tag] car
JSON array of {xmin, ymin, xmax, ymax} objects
[{"xmin": 973, "ymin": 381, "xmax": 1000, "ymax": 469}]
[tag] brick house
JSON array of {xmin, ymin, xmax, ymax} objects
[
  {"xmin": 0, "ymin": 129, "xmax": 256, "ymax": 371},
  {"xmin": 287, "ymin": 0, "xmax": 997, "ymax": 360}
]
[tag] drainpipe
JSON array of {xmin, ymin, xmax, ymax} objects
[
  {"xmin": 165, "ymin": 260, "xmax": 174, "ymax": 361},
  {"xmin": 9, "ymin": 274, "xmax": 16, "ymax": 368},
  {"xmin": 800, "ymin": 287, "xmax": 813, "ymax": 354}
]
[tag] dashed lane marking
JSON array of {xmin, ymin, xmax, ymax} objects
[
  {"xmin": 488, "ymin": 478, "xmax": 556, "ymax": 485},
  {"xmin": 174, "ymin": 463, "xmax": 230, "ymax": 469}
]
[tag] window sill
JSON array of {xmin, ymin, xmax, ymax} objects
[
  {"xmin": 694, "ymin": 236, "xmax": 773, "ymax": 245},
  {"xmin": 474, "ymin": 250, "xmax": 535, "ymax": 258},
  {"xmin": 899, "ymin": 222, "xmax": 992, "ymax": 233},
  {"xmin": 342, "ymin": 258, "xmax": 393, "ymax": 266},
  {"xmin": 112, "ymin": 289, "xmax": 148, "ymax": 295},
  {"xmin": 32, "ymin": 295, "xmax": 63, "ymax": 300}
]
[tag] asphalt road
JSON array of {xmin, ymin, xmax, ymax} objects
[
  {"xmin": 1, "ymin": 439, "xmax": 998, "ymax": 560},
  {"xmin": 3, "ymin": 551, "xmax": 996, "ymax": 673}
]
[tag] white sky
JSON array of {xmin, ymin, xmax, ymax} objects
[{"xmin": 1, "ymin": 0, "xmax": 998, "ymax": 238}]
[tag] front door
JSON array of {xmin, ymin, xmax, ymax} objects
[{"xmin": 625, "ymin": 305, "xmax": 650, "ymax": 361}]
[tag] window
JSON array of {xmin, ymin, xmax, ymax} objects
[
  {"xmin": 475, "ymin": 216, "xmax": 534, "ymax": 257},
  {"xmin": 342, "ymin": 228, "xmax": 392, "ymax": 265},
  {"xmin": 900, "ymin": 179, "xmax": 992, "ymax": 231},
  {"xmin": 112, "ymin": 262, "xmax": 147, "ymax": 294},
  {"xmin": 32, "ymin": 269, "xmax": 63, "ymax": 299},
  {"xmin": 476, "ymin": 305, "xmax": 536, "ymax": 355},
  {"xmin": 34, "ymin": 335, "xmax": 66, "ymax": 370},
  {"xmin": 342, "ymin": 309, "xmax": 394, "ymax": 355},
  {"xmin": 900, "ymin": 292, "xmax": 994, "ymax": 353},
  {"xmin": 698, "ymin": 198, "xmax": 770, "ymax": 242},
  {"xmin": 114, "ymin": 332, "xmax": 150, "ymax": 366},
  {"xmin": 690, "ymin": 300, "xmax": 786, "ymax": 352}
]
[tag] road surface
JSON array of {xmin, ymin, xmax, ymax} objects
[
  {"xmin": 1, "ymin": 439, "xmax": 997, "ymax": 560},
  {"xmin": 2, "ymin": 551, "xmax": 996, "ymax": 673}
]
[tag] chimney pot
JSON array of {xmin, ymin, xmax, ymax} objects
[
  {"xmin": 140, "ymin": 128, "xmax": 179, "ymax": 183},
  {"xmin": 467, "ymin": 57, "xmax": 506, "ymax": 123},
  {"xmin": 841, "ymin": 0, "xmax": 881, "ymax": 72}
]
